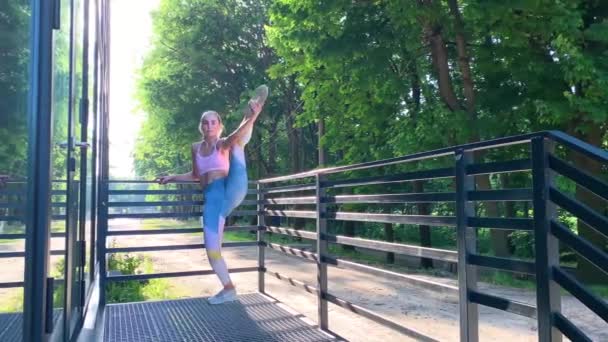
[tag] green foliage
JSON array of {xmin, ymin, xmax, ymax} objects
[
  {"xmin": 134, "ymin": 0, "xmax": 311, "ymax": 179},
  {"xmin": 106, "ymin": 251, "xmax": 181, "ymax": 303},
  {"xmin": 0, "ymin": 288, "xmax": 24, "ymax": 313},
  {"xmin": 51, "ymin": 258, "xmax": 66, "ymax": 307},
  {"xmin": 0, "ymin": 2, "xmax": 30, "ymax": 177},
  {"xmin": 268, "ymin": 0, "xmax": 608, "ymax": 159},
  {"xmin": 137, "ymin": 0, "xmax": 608, "ymax": 282}
]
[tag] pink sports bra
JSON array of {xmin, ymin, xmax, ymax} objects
[{"xmin": 195, "ymin": 141, "xmax": 229, "ymax": 175}]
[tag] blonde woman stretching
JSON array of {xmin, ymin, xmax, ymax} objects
[{"xmin": 156, "ymin": 86, "xmax": 268, "ymax": 304}]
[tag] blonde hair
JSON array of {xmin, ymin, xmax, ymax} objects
[{"xmin": 199, "ymin": 110, "xmax": 224, "ymax": 137}]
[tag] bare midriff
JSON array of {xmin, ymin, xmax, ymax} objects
[{"xmin": 199, "ymin": 170, "xmax": 228, "ymax": 190}]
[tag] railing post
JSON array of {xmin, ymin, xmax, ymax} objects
[
  {"xmin": 98, "ymin": 180, "xmax": 108, "ymax": 307},
  {"xmin": 316, "ymin": 174, "xmax": 328, "ymax": 331},
  {"xmin": 24, "ymin": 1, "xmax": 55, "ymax": 339},
  {"xmin": 455, "ymin": 149, "xmax": 478, "ymax": 342},
  {"xmin": 532, "ymin": 137, "xmax": 561, "ymax": 342},
  {"xmin": 97, "ymin": 0, "xmax": 111, "ymax": 309},
  {"xmin": 257, "ymin": 182, "xmax": 265, "ymax": 293}
]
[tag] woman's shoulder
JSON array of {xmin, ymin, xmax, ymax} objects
[
  {"xmin": 191, "ymin": 141, "xmax": 203, "ymax": 155},
  {"xmin": 217, "ymin": 138, "xmax": 230, "ymax": 150}
]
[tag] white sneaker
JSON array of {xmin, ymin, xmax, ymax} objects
[{"xmin": 208, "ymin": 288, "xmax": 238, "ymax": 305}]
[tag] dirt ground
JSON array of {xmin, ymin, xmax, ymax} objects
[{"xmin": 1, "ymin": 219, "xmax": 606, "ymax": 341}]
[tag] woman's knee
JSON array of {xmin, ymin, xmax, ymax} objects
[{"xmin": 207, "ymin": 249, "xmax": 222, "ymax": 261}]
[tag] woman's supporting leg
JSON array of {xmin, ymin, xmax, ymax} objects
[
  {"xmin": 203, "ymin": 216, "xmax": 231, "ymax": 286},
  {"xmin": 202, "ymin": 179, "xmax": 237, "ymax": 304}
]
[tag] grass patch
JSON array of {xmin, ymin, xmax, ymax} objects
[
  {"xmin": 328, "ymin": 244, "xmax": 386, "ymax": 265},
  {"xmin": 0, "ymin": 288, "xmax": 24, "ymax": 313},
  {"xmin": 479, "ymin": 271, "xmax": 536, "ymax": 290},
  {"xmin": 106, "ymin": 251, "xmax": 184, "ymax": 303},
  {"xmin": 0, "ymin": 222, "xmax": 25, "ymax": 244},
  {"xmin": 223, "ymin": 231, "xmax": 256, "ymax": 242},
  {"xmin": 51, "ymin": 220, "xmax": 66, "ymax": 233},
  {"xmin": 0, "ymin": 221, "xmax": 65, "ymax": 244},
  {"xmin": 589, "ymin": 285, "xmax": 608, "ymax": 299}
]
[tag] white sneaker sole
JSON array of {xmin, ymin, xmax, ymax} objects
[{"xmin": 208, "ymin": 294, "xmax": 238, "ymax": 305}]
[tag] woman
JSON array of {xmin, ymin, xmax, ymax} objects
[{"xmin": 156, "ymin": 86, "xmax": 267, "ymax": 304}]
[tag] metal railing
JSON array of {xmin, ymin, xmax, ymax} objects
[
  {"xmin": 64, "ymin": 130, "xmax": 607, "ymax": 341},
  {"xmin": 1, "ymin": 130, "xmax": 607, "ymax": 340},
  {"xmin": 97, "ymin": 179, "xmax": 260, "ymax": 304},
  {"xmin": 253, "ymin": 131, "xmax": 607, "ymax": 342},
  {"xmin": 0, "ymin": 180, "xmax": 69, "ymax": 290}
]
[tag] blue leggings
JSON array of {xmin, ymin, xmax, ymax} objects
[
  {"xmin": 222, "ymin": 147, "xmax": 248, "ymax": 217},
  {"xmin": 202, "ymin": 146, "xmax": 249, "ymax": 287},
  {"xmin": 202, "ymin": 178, "xmax": 230, "ymax": 285}
]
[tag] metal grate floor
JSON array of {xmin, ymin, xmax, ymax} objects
[
  {"xmin": 103, "ymin": 293, "xmax": 337, "ymax": 342},
  {"xmin": 0, "ymin": 310, "xmax": 62, "ymax": 342},
  {"xmin": 0, "ymin": 312, "xmax": 22, "ymax": 342}
]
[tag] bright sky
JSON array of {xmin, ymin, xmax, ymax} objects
[{"xmin": 108, "ymin": 0, "xmax": 160, "ymax": 179}]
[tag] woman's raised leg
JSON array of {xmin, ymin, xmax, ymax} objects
[{"xmin": 221, "ymin": 85, "xmax": 268, "ymax": 217}]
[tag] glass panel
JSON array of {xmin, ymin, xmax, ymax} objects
[
  {"xmin": 49, "ymin": 0, "xmax": 73, "ymax": 338},
  {"xmin": 83, "ymin": 0, "xmax": 98, "ymax": 292},
  {"xmin": 52, "ymin": 0, "xmax": 87, "ymax": 337},
  {"xmin": 67, "ymin": 0, "xmax": 85, "ymax": 336},
  {"xmin": 0, "ymin": 1, "xmax": 31, "ymax": 341}
]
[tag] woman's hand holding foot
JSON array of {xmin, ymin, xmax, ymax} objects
[{"xmin": 155, "ymin": 175, "xmax": 173, "ymax": 184}]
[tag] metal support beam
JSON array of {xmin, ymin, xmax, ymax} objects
[
  {"xmin": 257, "ymin": 182, "xmax": 265, "ymax": 293},
  {"xmin": 455, "ymin": 149, "xmax": 478, "ymax": 342},
  {"xmin": 97, "ymin": 0, "xmax": 111, "ymax": 309},
  {"xmin": 532, "ymin": 137, "xmax": 562, "ymax": 342},
  {"xmin": 316, "ymin": 174, "xmax": 328, "ymax": 331},
  {"xmin": 23, "ymin": 1, "xmax": 55, "ymax": 340}
]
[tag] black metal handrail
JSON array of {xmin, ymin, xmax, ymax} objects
[
  {"xmin": 254, "ymin": 130, "xmax": 607, "ymax": 342},
  {"xmin": 259, "ymin": 131, "xmax": 607, "ymax": 185}
]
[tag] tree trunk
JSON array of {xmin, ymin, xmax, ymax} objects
[
  {"xmin": 414, "ymin": 180, "xmax": 433, "ymax": 268},
  {"xmin": 318, "ymin": 117, "xmax": 326, "ymax": 167},
  {"xmin": 284, "ymin": 76, "xmax": 301, "ymax": 173},
  {"xmin": 423, "ymin": 0, "xmax": 511, "ymax": 257},
  {"xmin": 384, "ymin": 223, "xmax": 395, "ymax": 264},
  {"xmin": 447, "ymin": 0, "xmax": 475, "ymax": 116},
  {"xmin": 425, "ymin": 23, "xmax": 461, "ymax": 112},
  {"xmin": 342, "ymin": 221, "xmax": 356, "ymax": 251},
  {"xmin": 499, "ymin": 173, "xmax": 516, "ymax": 255},
  {"xmin": 267, "ymin": 119, "xmax": 277, "ymax": 175},
  {"xmin": 477, "ymin": 174, "xmax": 511, "ymax": 257},
  {"xmin": 285, "ymin": 112, "xmax": 301, "ymax": 173}
]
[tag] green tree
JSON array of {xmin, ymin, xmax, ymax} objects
[
  {"xmin": 134, "ymin": 0, "xmax": 314, "ymax": 181},
  {"xmin": 0, "ymin": 2, "xmax": 30, "ymax": 178},
  {"xmin": 267, "ymin": 0, "xmax": 608, "ymax": 280}
]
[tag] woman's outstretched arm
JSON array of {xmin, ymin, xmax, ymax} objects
[{"xmin": 155, "ymin": 144, "xmax": 201, "ymax": 184}]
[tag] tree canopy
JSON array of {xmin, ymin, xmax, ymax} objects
[{"xmin": 135, "ymin": 0, "xmax": 608, "ymax": 282}]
